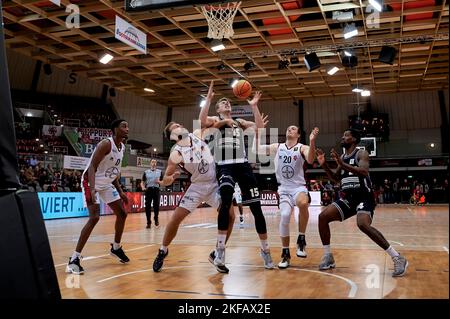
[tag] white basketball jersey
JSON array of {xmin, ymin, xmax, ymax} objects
[
  {"xmin": 82, "ymin": 137, "xmax": 124, "ymax": 189},
  {"xmin": 174, "ymin": 133, "xmax": 216, "ymax": 184},
  {"xmin": 275, "ymin": 143, "xmax": 306, "ymax": 190}
]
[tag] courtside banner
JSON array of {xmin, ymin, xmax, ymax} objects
[
  {"xmin": 63, "ymin": 155, "xmax": 90, "ymax": 170},
  {"xmin": 115, "ymin": 15, "xmax": 147, "ymax": 54},
  {"xmin": 260, "ymin": 191, "xmax": 278, "ymax": 206},
  {"xmin": 39, "ymin": 193, "xmax": 88, "ymax": 219},
  {"xmin": 159, "ymin": 192, "xmax": 185, "ymax": 211}
]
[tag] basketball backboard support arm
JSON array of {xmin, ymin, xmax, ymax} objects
[{"xmin": 125, "ymin": 0, "xmax": 234, "ymax": 11}]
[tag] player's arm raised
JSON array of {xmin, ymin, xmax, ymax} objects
[
  {"xmin": 252, "ymin": 112, "xmax": 278, "ymax": 155},
  {"xmin": 301, "ymin": 127, "xmax": 319, "ymax": 165},
  {"xmin": 199, "ymin": 80, "xmax": 217, "ymax": 128},
  {"xmin": 160, "ymin": 151, "xmax": 182, "ymax": 186},
  {"xmin": 316, "ymin": 148, "xmax": 341, "ymax": 184}
]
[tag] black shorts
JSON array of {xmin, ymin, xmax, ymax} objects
[
  {"xmin": 332, "ymin": 191, "xmax": 375, "ymax": 221},
  {"xmin": 216, "ymin": 162, "xmax": 260, "ymax": 205}
]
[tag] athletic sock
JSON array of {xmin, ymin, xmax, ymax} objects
[
  {"xmin": 385, "ymin": 245, "xmax": 400, "ymax": 258},
  {"xmin": 160, "ymin": 245, "xmax": 168, "ymax": 253},
  {"xmin": 260, "ymin": 239, "xmax": 269, "ymax": 252},
  {"xmin": 113, "ymin": 242, "xmax": 121, "ymax": 250},
  {"xmin": 217, "ymin": 234, "xmax": 226, "ymax": 249},
  {"xmin": 323, "ymin": 245, "xmax": 331, "ymax": 255},
  {"xmin": 70, "ymin": 251, "xmax": 81, "ymax": 262}
]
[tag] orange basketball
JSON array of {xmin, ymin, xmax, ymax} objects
[{"xmin": 233, "ymin": 80, "xmax": 252, "ymax": 99}]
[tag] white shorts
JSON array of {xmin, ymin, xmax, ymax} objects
[
  {"xmin": 233, "ymin": 192, "xmax": 242, "ymax": 204},
  {"xmin": 179, "ymin": 182, "xmax": 221, "ymax": 213},
  {"xmin": 278, "ymin": 186, "xmax": 309, "ymax": 208},
  {"xmin": 82, "ymin": 179, "xmax": 120, "ymax": 207}
]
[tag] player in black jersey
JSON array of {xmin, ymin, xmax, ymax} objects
[
  {"xmin": 316, "ymin": 129, "xmax": 408, "ymax": 277},
  {"xmin": 199, "ymin": 81, "xmax": 275, "ymax": 271}
]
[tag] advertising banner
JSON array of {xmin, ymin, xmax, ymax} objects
[
  {"xmin": 42, "ymin": 125, "xmax": 63, "ymax": 137},
  {"xmin": 63, "ymin": 155, "xmax": 89, "ymax": 170},
  {"xmin": 115, "ymin": 15, "xmax": 147, "ymax": 54}
]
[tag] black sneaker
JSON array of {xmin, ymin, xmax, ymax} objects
[
  {"xmin": 110, "ymin": 244, "xmax": 130, "ymax": 263},
  {"xmin": 213, "ymin": 248, "xmax": 229, "ymax": 274},
  {"xmin": 208, "ymin": 250, "xmax": 216, "ymax": 264},
  {"xmin": 153, "ymin": 249, "xmax": 168, "ymax": 272},
  {"xmin": 65, "ymin": 257, "xmax": 84, "ymax": 275},
  {"xmin": 146, "ymin": 223, "xmax": 151, "ymax": 229},
  {"xmin": 296, "ymin": 235, "xmax": 307, "ymax": 258},
  {"xmin": 155, "ymin": 219, "xmax": 160, "ymax": 227}
]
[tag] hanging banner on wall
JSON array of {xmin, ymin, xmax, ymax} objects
[
  {"xmin": 42, "ymin": 125, "xmax": 63, "ymax": 137},
  {"xmin": 63, "ymin": 155, "xmax": 90, "ymax": 170},
  {"xmin": 115, "ymin": 15, "xmax": 147, "ymax": 54}
]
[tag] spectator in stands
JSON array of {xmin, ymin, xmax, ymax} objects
[
  {"xmin": 24, "ymin": 166, "xmax": 37, "ymax": 191},
  {"xmin": 30, "ymin": 156, "xmax": 38, "ymax": 167},
  {"xmin": 383, "ymin": 179, "xmax": 392, "ymax": 203},
  {"xmin": 400, "ymin": 179, "xmax": 411, "ymax": 203},
  {"xmin": 392, "ymin": 178, "xmax": 400, "ymax": 204},
  {"xmin": 46, "ymin": 180, "xmax": 59, "ymax": 192}
]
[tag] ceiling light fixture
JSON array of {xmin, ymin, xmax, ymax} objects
[
  {"xmin": 344, "ymin": 23, "xmax": 358, "ymax": 39},
  {"xmin": 327, "ymin": 66, "xmax": 339, "ymax": 75},
  {"xmin": 278, "ymin": 59, "xmax": 290, "ymax": 70},
  {"xmin": 368, "ymin": 0, "xmax": 383, "ymax": 12},
  {"xmin": 244, "ymin": 60, "xmax": 255, "ymax": 71},
  {"xmin": 230, "ymin": 79, "xmax": 239, "ymax": 88},
  {"xmin": 144, "ymin": 88, "xmax": 155, "ymax": 93},
  {"xmin": 211, "ymin": 39, "xmax": 225, "ymax": 52},
  {"xmin": 99, "ymin": 53, "xmax": 114, "ymax": 64}
]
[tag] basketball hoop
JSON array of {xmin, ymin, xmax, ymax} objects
[{"xmin": 201, "ymin": 1, "xmax": 241, "ymax": 39}]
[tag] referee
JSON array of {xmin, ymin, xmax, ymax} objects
[{"xmin": 142, "ymin": 159, "xmax": 163, "ymax": 229}]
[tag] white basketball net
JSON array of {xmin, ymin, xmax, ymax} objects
[{"xmin": 201, "ymin": 2, "xmax": 241, "ymax": 39}]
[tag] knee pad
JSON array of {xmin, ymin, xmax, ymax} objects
[
  {"xmin": 279, "ymin": 202, "xmax": 292, "ymax": 237},
  {"xmin": 218, "ymin": 186, "xmax": 234, "ymax": 230},
  {"xmin": 249, "ymin": 201, "xmax": 267, "ymax": 234}
]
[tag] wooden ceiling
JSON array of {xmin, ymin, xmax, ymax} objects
[{"xmin": 3, "ymin": 0, "xmax": 449, "ymax": 107}]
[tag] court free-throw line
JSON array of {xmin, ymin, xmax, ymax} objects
[{"xmin": 96, "ymin": 264, "xmax": 357, "ymax": 298}]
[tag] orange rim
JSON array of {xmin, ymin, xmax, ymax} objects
[{"xmin": 203, "ymin": 2, "xmax": 240, "ymax": 11}]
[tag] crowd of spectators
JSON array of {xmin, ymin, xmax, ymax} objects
[
  {"xmin": 17, "ymin": 139, "xmax": 45, "ymax": 154},
  {"xmin": 372, "ymin": 177, "xmax": 448, "ymax": 204},
  {"xmin": 19, "ymin": 160, "xmax": 82, "ymax": 192},
  {"xmin": 306, "ymin": 176, "xmax": 448, "ymax": 206},
  {"xmin": 58, "ymin": 112, "xmax": 114, "ymax": 129}
]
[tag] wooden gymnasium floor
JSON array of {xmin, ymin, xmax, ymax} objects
[{"xmin": 47, "ymin": 204, "xmax": 449, "ymax": 299}]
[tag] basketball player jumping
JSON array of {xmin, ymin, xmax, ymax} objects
[
  {"xmin": 316, "ymin": 129, "xmax": 408, "ymax": 277},
  {"xmin": 152, "ymin": 122, "xmax": 235, "ymax": 273},
  {"xmin": 255, "ymin": 121, "xmax": 319, "ymax": 269},
  {"xmin": 199, "ymin": 81, "xmax": 275, "ymax": 270},
  {"xmin": 66, "ymin": 119, "xmax": 130, "ymax": 275}
]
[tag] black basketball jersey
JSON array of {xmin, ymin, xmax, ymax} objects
[
  {"xmin": 212, "ymin": 117, "xmax": 247, "ymax": 165},
  {"xmin": 340, "ymin": 148, "xmax": 372, "ymax": 193}
]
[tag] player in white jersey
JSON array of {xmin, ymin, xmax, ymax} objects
[
  {"xmin": 233, "ymin": 183, "xmax": 244, "ymax": 227},
  {"xmin": 66, "ymin": 119, "xmax": 130, "ymax": 275},
  {"xmin": 256, "ymin": 123, "xmax": 319, "ymax": 269},
  {"xmin": 152, "ymin": 121, "xmax": 235, "ymax": 273}
]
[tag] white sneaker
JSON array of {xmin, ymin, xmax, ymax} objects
[
  {"xmin": 260, "ymin": 249, "xmax": 275, "ymax": 269},
  {"xmin": 296, "ymin": 235, "xmax": 307, "ymax": 258}
]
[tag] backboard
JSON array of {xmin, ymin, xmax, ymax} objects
[{"xmin": 125, "ymin": 0, "xmax": 232, "ymax": 11}]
